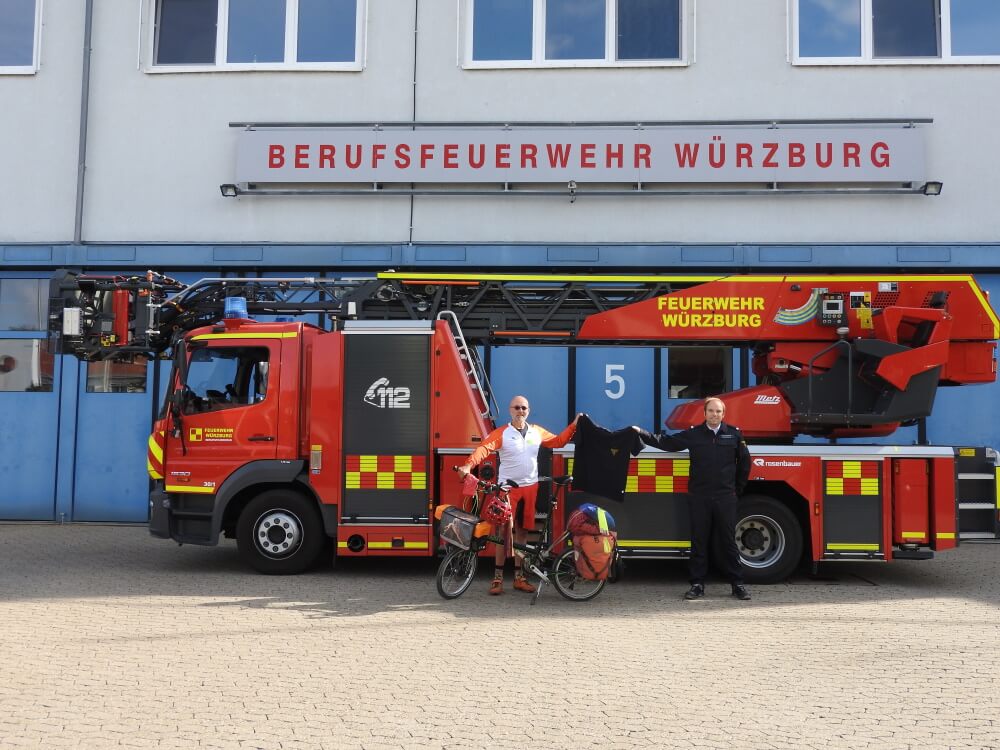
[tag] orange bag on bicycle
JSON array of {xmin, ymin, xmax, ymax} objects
[
  {"xmin": 573, "ymin": 533, "xmax": 616, "ymax": 581},
  {"xmin": 569, "ymin": 504, "xmax": 617, "ymax": 581}
]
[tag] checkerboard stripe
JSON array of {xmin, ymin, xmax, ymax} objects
[
  {"xmin": 345, "ymin": 454, "xmax": 427, "ymax": 490},
  {"xmin": 625, "ymin": 458, "xmax": 690, "ymax": 494},
  {"xmin": 825, "ymin": 461, "xmax": 880, "ymax": 496}
]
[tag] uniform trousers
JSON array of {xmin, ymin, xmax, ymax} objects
[{"xmin": 687, "ymin": 493, "xmax": 743, "ymax": 585}]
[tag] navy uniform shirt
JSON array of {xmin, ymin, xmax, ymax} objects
[{"xmin": 637, "ymin": 422, "xmax": 751, "ymax": 498}]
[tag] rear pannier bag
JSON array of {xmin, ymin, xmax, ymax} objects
[
  {"xmin": 567, "ymin": 504, "xmax": 616, "ymax": 536},
  {"xmin": 573, "ymin": 533, "xmax": 616, "ymax": 581},
  {"xmin": 567, "ymin": 504, "xmax": 617, "ymax": 581},
  {"xmin": 438, "ymin": 506, "xmax": 482, "ymax": 550}
]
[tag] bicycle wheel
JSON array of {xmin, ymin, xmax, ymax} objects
[
  {"xmin": 551, "ymin": 548, "xmax": 606, "ymax": 601},
  {"xmin": 436, "ymin": 547, "xmax": 479, "ymax": 599}
]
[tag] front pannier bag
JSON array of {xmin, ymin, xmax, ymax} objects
[{"xmin": 438, "ymin": 506, "xmax": 485, "ymax": 550}]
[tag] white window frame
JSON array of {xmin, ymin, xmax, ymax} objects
[
  {"xmin": 0, "ymin": 0, "xmax": 43, "ymax": 75},
  {"xmin": 790, "ymin": 0, "xmax": 1000, "ymax": 65},
  {"xmin": 459, "ymin": 0, "xmax": 692, "ymax": 69},
  {"xmin": 144, "ymin": 0, "xmax": 367, "ymax": 73}
]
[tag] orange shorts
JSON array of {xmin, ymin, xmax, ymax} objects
[{"xmin": 507, "ymin": 483, "xmax": 540, "ymax": 531}]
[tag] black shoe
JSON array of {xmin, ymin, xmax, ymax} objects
[
  {"xmin": 683, "ymin": 584, "xmax": 705, "ymax": 600},
  {"xmin": 731, "ymin": 584, "xmax": 751, "ymax": 601}
]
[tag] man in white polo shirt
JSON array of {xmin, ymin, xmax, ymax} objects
[{"xmin": 458, "ymin": 395, "xmax": 579, "ymax": 595}]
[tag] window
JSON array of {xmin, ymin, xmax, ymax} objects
[
  {"xmin": 182, "ymin": 346, "xmax": 269, "ymax": 413},
  {"xmin": 794, "ymin": 0, "xmax": 1000, "ymax": 63},
  {"xmin": 152, "ymin": 0, "xmax": 363, "ymax": 70},
  {"xmin": 0, "ymin": 340, "xmax": 53, "ymax": 392},
  {"xmin": 465, "ymin": 0, "xmax": 685, "ymax": 67},
  {"xmin": 951, "ymin": 0, "xmax": 1000, "ymax": 55},
  {"xmin": 0, "ymin": 0, "xmax": 39, "ymax": 73},
  {"xmin": 667, "ymin": 347, "xmax": 732, "ymax": 400},
  {"xmin": 87, "ymin": 358, "xmax": 149, "ymax": 393},
  {"xmin": 0, "ymin": 279, "xmax": 46, "ymax": 331}
]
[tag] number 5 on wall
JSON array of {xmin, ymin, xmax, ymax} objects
[{"xmin": 605, "ymin": 364, "xmax": 625, "ymax": 400}]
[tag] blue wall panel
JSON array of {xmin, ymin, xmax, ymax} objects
[
  {"xmin": 72, "ymin": 361, "xmax": 154, "ymax": 522},
  {"xmin": 924, "ymin": 273, "xmax": 1000, "ymax": 448},
  {"xmin": 488, "ymin": 346, "xmax": 570, "ymax": 432},
  {"xmin": 8, "ymin": 242, "xmax": 1000, "ymax": 271},
  {"xmin": 0, "ymin": 356, "xmax": 60, "ymax": 519},
  {"xmin": 575, "ymin": 347, "xmax": 653, "ymax": 432}
]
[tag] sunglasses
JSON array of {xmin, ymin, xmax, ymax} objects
[{"xmin": 511, "ymin": 405, "xmax": 529, "ymax": 410}]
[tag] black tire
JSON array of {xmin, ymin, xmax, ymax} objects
[
  {"xmin": 551, "ymin": 548, "xmax": 606, "ymax": 601},
  {"xmin": 727, "ymin": 494, "xmax": 804, "ymax": 584},
  {"xmin": 236, "ymin": 489, "xmax": 326, "ymax": 574},
  {"xmin": 435, "ymin": 547, "xmax": 479, "ymax": 599}
]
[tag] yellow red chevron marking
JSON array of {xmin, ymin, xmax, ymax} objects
[{"xmin": 147, "ymin": 431, "xmax": 165, "ymax": 480}]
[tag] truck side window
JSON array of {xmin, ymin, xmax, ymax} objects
[{"xmin": 183, "ymin": 346, "xmax": 269, "ymax": 413}]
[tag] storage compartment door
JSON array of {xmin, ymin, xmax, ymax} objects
[
  {"xmin": 892, "ymin": 458, "xmax": 930, "ymax": 545},
  {"xmin": 342, "ymin": 334, "xmax": 430, "ymax": 523},
  {"xmin": 823, "ymin": 460, "xmax": 884, "ymax": 559}
]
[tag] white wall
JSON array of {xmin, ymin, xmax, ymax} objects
[
  {"xmin": 6, "ymin": 1, "xmax": 1000, "ymax": 245},
  {"xmin": 0, "ymin": 0, "xmax": 84, "ymax": 242}
]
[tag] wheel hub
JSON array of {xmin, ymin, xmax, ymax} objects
[
  {"xmin": 735, "ymin": 515, "xmax": 784, "ymax": 567},
  {"xmin": 740, "ymin": 524, "xmax": 768, "ymax": 554},
  {"xmin": 255, "ymin": 510, "xmax": 302, "ymax": 558}
]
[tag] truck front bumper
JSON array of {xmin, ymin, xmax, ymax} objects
[
  {"xmin": 148, "ymin": 488, "xmax": 219, "ymax": 545},
  {"xmin": 149, "ymin": 487, "xmax": 171, "ymax": 539}
]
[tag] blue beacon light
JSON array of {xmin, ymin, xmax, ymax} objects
[{"xmin": 224, "ymin": 296, "xmax": 249, "ymax": 319}]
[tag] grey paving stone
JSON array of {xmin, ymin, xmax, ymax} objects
[{"xmin": 0, "ymin": 524, "xmax": 998, "ymax": 749}]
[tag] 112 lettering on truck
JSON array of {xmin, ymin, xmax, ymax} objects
[{"xmin": 47, "ymin": 271, "xmax": 1000, "ymax": 581}]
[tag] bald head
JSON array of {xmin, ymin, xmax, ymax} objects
[{"xmin": 508, "ymin": 395, "xmax": 530, "ymax": 426}]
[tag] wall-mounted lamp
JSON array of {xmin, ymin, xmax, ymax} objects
[
  {"xmin": 219, "ymin": 184, "xmax": 240, "ymax": 198},
  {"xmin": 922, "ymin": 181, "xmax": 943, "ymax": 196}
]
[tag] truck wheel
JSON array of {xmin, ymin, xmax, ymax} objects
[
  {"xmin": 236, "ymin": 490, "xmax": 325, "ymax": 574},
  {"xmin": 729, "ymin": 495, "xmax": 804, "ymax": 584}
]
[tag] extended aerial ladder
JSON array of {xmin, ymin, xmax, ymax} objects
[{"xmin": 49, "ymin": 269, "xmax": 999, "ymax": 441}]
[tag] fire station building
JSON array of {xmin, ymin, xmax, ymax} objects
[{"xmin": 2, "ymin": 0, "xmax": 1000, "ymax": 522}]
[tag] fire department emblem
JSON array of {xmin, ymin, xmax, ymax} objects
[{"xmin": 364, "ymin": 377, "xmax": 411, "ymax": 409}]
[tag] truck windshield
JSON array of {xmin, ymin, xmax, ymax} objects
[{"xmin": 182, "ymin": 346, "xmax": 269, "ymax": 414}]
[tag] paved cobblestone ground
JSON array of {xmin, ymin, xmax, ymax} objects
[{"xmin": 1, "ymin": 524, "xmax": 998, "ymax": 749}]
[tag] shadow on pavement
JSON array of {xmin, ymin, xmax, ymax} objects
[{"xmin": 1, "ymin": 524, "xmax": 998, "ymax": 620}]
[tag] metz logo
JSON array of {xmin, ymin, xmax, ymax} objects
[
  {"xmin": 364, "ymin": 377, "xmax": 411, "ymax": 409},
  {"xmin": 753, "ymin": 458, "xmax": 802, "ymax": 468},
  {"xmin": 753, "ymin": 395, "xmax": 782, "ymax": 405}
]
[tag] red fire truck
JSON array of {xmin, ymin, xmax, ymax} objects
[{"xmin": 48, "ymin": 271, "xmax": 1000, "ymax": 582}]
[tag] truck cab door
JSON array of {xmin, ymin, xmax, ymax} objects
[{"xmin": 164, "ymin": 341, "xmax": 279, "ymax": 494}]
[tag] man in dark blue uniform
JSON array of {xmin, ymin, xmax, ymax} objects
[{"xmin": 636, "ymin": 397, "xmax": 752, "ymax": 601}]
